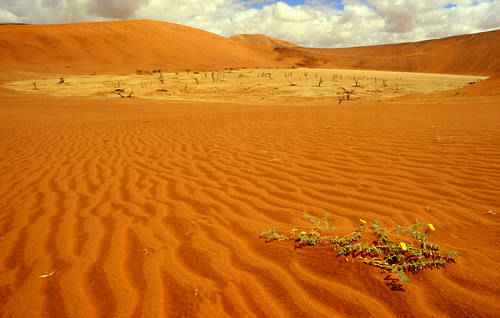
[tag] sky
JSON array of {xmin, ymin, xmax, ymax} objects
[{"xmin": 0, "ymin": 0, "xmax": 499, "ymax": 48}]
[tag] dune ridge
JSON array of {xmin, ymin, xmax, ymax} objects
[{"xmin": 229, "ymin": 34, "xmax": 301, "ymax": 48}]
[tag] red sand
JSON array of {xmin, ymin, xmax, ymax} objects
[{"xmin": 0, "ymin": 20, "xmax": 499, "ymax": 317}]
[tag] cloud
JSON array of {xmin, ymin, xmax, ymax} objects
[
  {"xmin": 0, "ymin": 0, "xmax": 498, "ymax": 48},
  {"xmin": 87, "ymin": 0, "xmax": 151, "ymax": 20},
  {"xmin": 272, "ymin": 2, "xmax": 317, "ymax": 22}
]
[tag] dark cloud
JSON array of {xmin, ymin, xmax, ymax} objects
[{"xmin": 86, "ymin": 0, "xmax": 151, "ymax": 20}]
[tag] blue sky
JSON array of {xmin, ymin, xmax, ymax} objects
[
  {"xmin": 248, "ymin": 0, "xmax": 345, "ymax": 10},
  {"xmin": 0, "ymin": 0, "xmax": 498, "ymax": 48}
]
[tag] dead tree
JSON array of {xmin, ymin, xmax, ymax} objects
[
  {"xmin": 353, "ymin": 76, "xmax": 361, "ymax": 87},
  {"xmin": 318, "ymin": 77, "xmax": 324, "ymax": 87},
  {"xmin": 338, "ymin": 87, "xmax": 354, "ymax": 104},
  {"xmin": 118, "ymin": 90, "xmax": 134, "ymax": 98},
  {"xmin": 338, "ymin": 95, "xmax": 344, "ymax": 104},
  {"xmin": 58, "ymin": 77, "xmax": 65, "ymax": 84}
]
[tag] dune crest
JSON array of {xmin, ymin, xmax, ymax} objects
[{"xmin": 230, "ymin": 34, "xmax": 300, "ymax": 48}]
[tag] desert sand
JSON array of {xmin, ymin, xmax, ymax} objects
[{"xmin": 0, "ymin": 20, "xmax": 499, "ymax": 317}]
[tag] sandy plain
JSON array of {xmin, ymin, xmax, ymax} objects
[
  {"xmin": 0, "ymin": 20, "xmax": 499, "ymax": 318},
  {"xmin": 5, "ymin": 69, "xmax": 487, "ymax": 103}
]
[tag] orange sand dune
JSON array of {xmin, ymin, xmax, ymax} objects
[
  {"xmin": 1, "ymin": 19, "xmax": 500, "ymax": 318},
  {"xmin": 275, "ymin": 29, "xmax": 500, "ymax": 76},
  {"xmin": 0, "ymin": 20, "xmax": 281, "ymax": 75},
  {"xmin": 0, "ymin": 20, "xmax": 498, "ymax": 76}
]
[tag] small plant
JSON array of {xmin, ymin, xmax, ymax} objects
[{"xmin": 261, "ymin": 215, "xmax": 460, "ymax": 289}]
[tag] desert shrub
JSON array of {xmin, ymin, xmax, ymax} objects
[{"xmin": 261, "ymin": 214, "xmax": 460, "ymax": 289}]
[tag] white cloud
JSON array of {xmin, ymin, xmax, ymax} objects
[
  {"xmin": 272, "ymin": 2, "xmax": 317, "ymax": 22},
  {"xmin": 0, "ymin": 0, "xmax": 498, "ymax": 48}
]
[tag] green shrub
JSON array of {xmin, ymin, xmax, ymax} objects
[{"xmin": 261, "ymin": 214, "xmax": 460, "ymax": 288}]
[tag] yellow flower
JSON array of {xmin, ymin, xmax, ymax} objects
[
  {"xmin": 400, "ymin": 242, "xmax": 408, "ymax": 251},
  {"xmin": 360, "ymin": 219, "xmax": 367, "ymax": 224},
  {"xmin": 300, "ymin": 231, "xmax": 307, "ymax": 235},
  {"xmin": 428, "ymin": 224, "xmax": 435, "ymax": 231}
]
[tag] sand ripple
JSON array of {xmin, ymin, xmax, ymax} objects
[{"xmin": 1, "ymin": 96, "xmax": 499, "ymax": 317}]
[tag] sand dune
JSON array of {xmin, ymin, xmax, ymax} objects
[
  {"xmin": 0, "ymin": 20, "xmax": 498, "ymax": 76},
  {"xmin": 273, "ymin": 29, "xmax": 500, "ymax": 76},
  {"xmin": 0, "ymin": 20, "xmax": 280, "ymax": 75},
  {"xmin": 0, "ymin": 19, "xmax": 499, "ymax": 318},
  {"xmin": 453, "ymin": 74, "xmax": 500, "ymax": 95}
]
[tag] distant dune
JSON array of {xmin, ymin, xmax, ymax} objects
[
  {"xmin": 0, "ymin": 19, "xmax": 280, "ymax": 74},
  {"xmin": 0, "ymin": 19, "xmax": 498, "ymax": 78},
  {"xmin": 229, "ymin": 34, "xmax": 300, "ymax": 49},
  {"xmin": 274, "ymin": 29, "xmax": 500, "ymax": 77}
]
